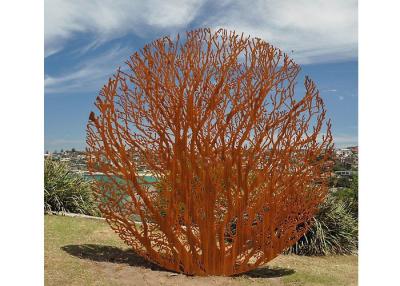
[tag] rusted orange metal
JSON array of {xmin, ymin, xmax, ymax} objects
[{"xmin": 86, "ymin": 28, "xmax": 333, "ymax": 276}]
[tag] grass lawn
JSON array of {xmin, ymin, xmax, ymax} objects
[{"xmin": 45, "ymin": 215, "xmax": 357, "ymax": 286}]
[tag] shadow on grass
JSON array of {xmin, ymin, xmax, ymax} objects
[
  {"xmin": 242, "ymin": 266, "xmax": 295, "ymax": 278},
  {"xmin": 61, "ymin": 244, "xmax": 166, "ymax": 272},
  {"xmin": 61, "ymin": 244, "xmax": 295, "ymax": 278}
]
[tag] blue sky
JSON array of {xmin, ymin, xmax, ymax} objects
[{"xmin": 44, "ymin": 0, "xmax": 357, "ymax": 152}]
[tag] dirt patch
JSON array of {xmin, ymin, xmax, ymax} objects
[
  {"xmin": 61, "ymin": 244, "xmax": 293, "ymax": 286},
  {"xmin": 90, "ymin": 261, "xmax": 286, "ymax": 286}
]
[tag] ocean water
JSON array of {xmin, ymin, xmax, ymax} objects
[
  {"xmin": 84, "ymin": 173, "xmax": 158, "ymax": 208},
  {"xmin": 85, "ymin": 174, "xmax": 158, "ymax": 184}
]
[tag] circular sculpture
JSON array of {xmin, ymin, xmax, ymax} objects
[{"xmin": 86, "ymin": 28, "xmax": 333, "ymax": 276}]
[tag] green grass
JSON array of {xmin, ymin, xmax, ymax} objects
[{"xmin": 45, "ymin": 215, "xmax": 358, "ymax": 286}]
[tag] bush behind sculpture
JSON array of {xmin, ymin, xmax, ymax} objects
[
  {"xmin": 286, "ymin": 194, "xmax": 358, "ymax": 255},
  {"xmin": 86, "ymin": 28, "xmax": 333, "ymax": 276}
]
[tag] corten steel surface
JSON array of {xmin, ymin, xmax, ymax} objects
[{"xmin": 86, "ymin": 28, "xmax": 334, "ymax": 276}]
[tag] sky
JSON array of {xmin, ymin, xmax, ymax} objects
[{"xmin": 44, "ymin": 0, "xmax": 358, "ymax": 152}]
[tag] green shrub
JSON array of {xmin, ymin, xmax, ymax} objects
[
  {"xmin": 332, "ymin": 190, "xmax": 358, "ymax": 220},
  {"xmin": 44, "ymin": 159, "xmax": 99, "ymax": 216},
  {"xmin": 336, "ymin": 177, "xmax": 351, "ymax": 188},
  {"xmin": 333, "ymin": 161, "xmax": 351, "ymax": 172},
  {"xmin": 332, "ymin": 175, "xmax": 358, "ymax": 219},
  {"xmin": 286, "ymin": 195, "xmax": 358, "ymax": 255}
]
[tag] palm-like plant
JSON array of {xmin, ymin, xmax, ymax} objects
[
  {"xmin": 286, "ymin": 195, "xmax": 358, "ymax": 255},
  {"xmin": 44, "ymin": 159, "xmax": 99, "ymax": 216}
]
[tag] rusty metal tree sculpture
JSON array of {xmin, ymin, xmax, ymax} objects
[{"xmin": 86, "ymin": 28, "xmax": 333, "ymax": 276}]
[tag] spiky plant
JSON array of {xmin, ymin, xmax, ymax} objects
[
  {"xmin": 286, "ymin": 195, "xmax": 358, "ymax": 255},
  {"xmin": 44, "ymin": 159, "xmax": 99, "ymax": 216}
]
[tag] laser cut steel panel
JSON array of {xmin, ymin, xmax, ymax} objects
[{"xmin": 86, "ymin": 28, "xmax": 334, "ymax": 276}]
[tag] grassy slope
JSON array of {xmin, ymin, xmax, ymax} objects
[{"xmin": 45, "ymin": 215, "xmax": 357, "ymax": 286}]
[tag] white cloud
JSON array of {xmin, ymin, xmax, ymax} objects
[
  {"xmin": 204, "ymin": 0, "xmax": 357, "ymax": 64},
  {"xmin": 45, "ymin": 0, "xmax": 204, "ymax": 57},
  {"xmin": 45, "ymin": 46, "xmax": 131, "ymax": 93},
  {"xmin": 45, "ymin": 1, "xmax": 357, "ymax": 63},
  {"xmin": 44, "ymin": 1, "xmax": 357, "ymax": 94}
]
